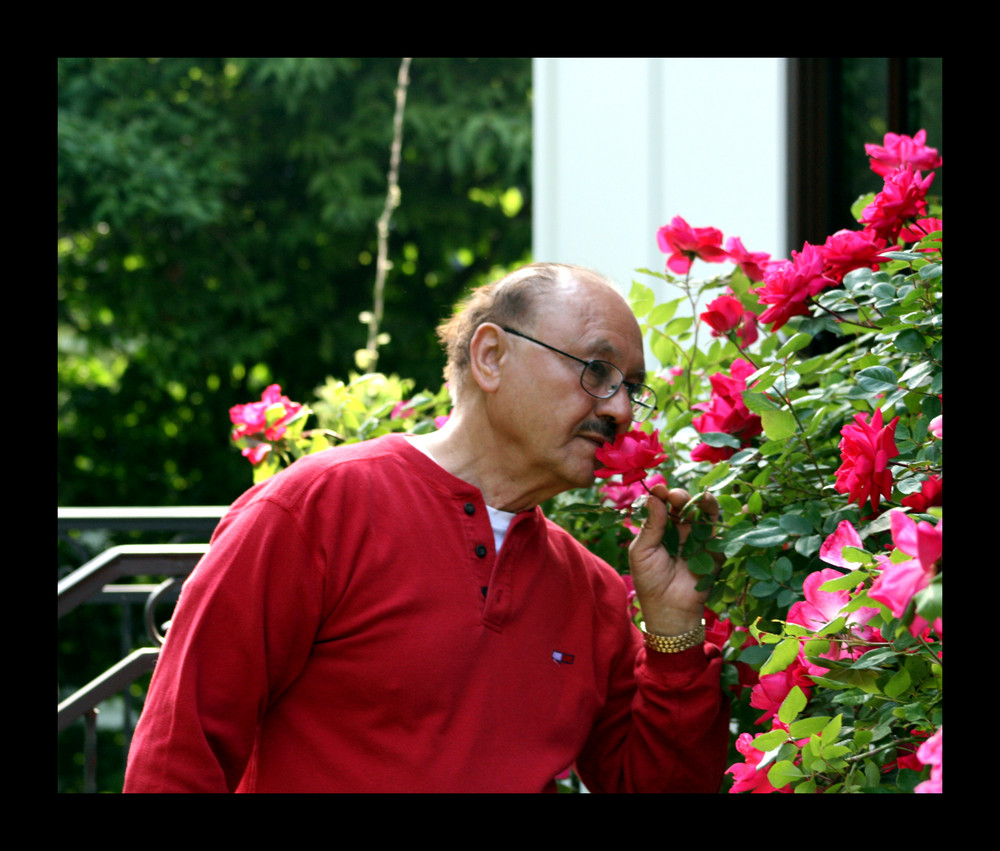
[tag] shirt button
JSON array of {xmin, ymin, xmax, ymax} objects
[
  {"xmin": 475, "ymin": 544, "xmax": 488, "ymax": 558},
  {"xmin": 464, "ymin": 502, "xmax": 476, "ymax": 515}
]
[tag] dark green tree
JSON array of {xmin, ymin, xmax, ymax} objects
[{"xmin": 58, "ymin": 57, "xmax": 532, "ymax": 508}]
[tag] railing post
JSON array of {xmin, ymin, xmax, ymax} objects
[
  {"xmin": 84, "ymin": 709, "xmax": 98, "ymax": 794},
  {"xmin": 58, "ymin": 507, "xmax": 226, "ymax": 793}
]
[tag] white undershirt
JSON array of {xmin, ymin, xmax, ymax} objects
[
  {"xmin": 486, "ymin": 505, "xmax": 516, "ymax": 554},
  {"xmin": 406, "ymin": 435, "xmax": 516, "ymax": 553}
]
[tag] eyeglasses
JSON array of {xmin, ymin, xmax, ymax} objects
[{"xmin": 501, "ymin": 327, "xmax": 657, "ymax": 423}]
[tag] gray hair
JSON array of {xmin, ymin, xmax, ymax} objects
[{"xmin": 436, "ymin": 262, "xmax": 612, "ymax": 400}]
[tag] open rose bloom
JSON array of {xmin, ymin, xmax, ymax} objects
[
  {"xmin": 833, "ymin": 409, "xmax": 900, "ymax": 514},
  {"xmin": 594, "ymin": 428, "xmax": 667, "ymax": 486},
  {"xmin": 656, "ymin": 216, "xmax": 729, "ymax": 275}
]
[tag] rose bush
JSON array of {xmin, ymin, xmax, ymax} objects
[
  {"xmin": 556, "ymin": 128, "xmax": 941, "ymax": 793},
  {"xmin": 230, "ymin": 130, "xmax": 941, "ymax": 794}
]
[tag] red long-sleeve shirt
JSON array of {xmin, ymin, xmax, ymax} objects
[{"xmin": 124, "ymin": 435, "xmax": 729, "ymax": 792}]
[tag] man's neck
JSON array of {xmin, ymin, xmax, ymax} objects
[{"xmin": 408, "ymin": 412, "xmax": 560, "ymax": 513}]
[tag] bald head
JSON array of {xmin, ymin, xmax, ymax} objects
[{"xmin": 437, "ymin": 263, "xmax": 629, "ymax": 401}]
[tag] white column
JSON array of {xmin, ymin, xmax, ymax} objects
[{"xmin": 533, "ymin": 58, "xmax": 787, "ymax": 315}]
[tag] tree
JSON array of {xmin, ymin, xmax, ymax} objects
[{"xmin": 58, "ymin": 57, "xmax": 532, "ymax": 508}]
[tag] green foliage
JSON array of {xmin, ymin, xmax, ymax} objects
[
  {"xmin": 58, "ymin": 57, "xmax": 532, "ymax": 508},
  {"xmin": 550, "ymin": 154, "xmax": 942, "ymax": 793}
]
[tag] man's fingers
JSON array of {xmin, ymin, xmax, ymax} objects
[
  {"xmin": 665, "ymin": 488, "xmax": 691, "ymax": 521},
  {"xmin": 636, "ymin": 485, "xmax": 720, "ymax": 544},
  {"xmin": 697, "ymin": 491, "xmax": 720, "ymax": 522},
  {"xmin": 629, "ymin": 487, "xmax": 668, "ymax": 558}
]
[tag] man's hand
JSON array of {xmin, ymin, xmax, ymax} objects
[{"xmin": 627, "ymin": 483, "xmax": 720, "ymax": 637}]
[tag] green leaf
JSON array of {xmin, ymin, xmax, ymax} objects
[
  {"xmin": 918, "ymin": 262, "xmax": 942, "ymax": 280},
  {"xmin": 851, "ymin": 648, "xmax": 897, "ymax": 670},
  {"xmin": 821, "ymin": 714, "xmax": 843, "ymax": 743},
  {"xmin": 776, "ymin": 332, "xmax": 813, "ymax": 358},
  {"xmin": 740, "ymin": 525, "xmax": 788, "ymax": 548},
  {"xmin": 914, "ymin": 580, "xmax": 942, "ymax": 623},
  {"xmin": 818, "ymin": 571, "xmax": 867, "ymax": 593},
  {"xmin": 628, "ymin": 281, "xmax": 655, "ymax": 318},
  {"xmin": 772, "ymin": 556, "xmax": 794, "ymax": 582},
  {"xmin": 841, "ymin": 546, "xmax": 872, "ymax": 564},
  {"xmin": 751, "ymin": 729, "xmax": 790, "ymax": 752},
  {"xmin": 788, "ymin": 716, "xmax": 830, "ymax": 737},
  {"xmin": 742, "ymin": 390, "xmax": 780, "ymax": 414},
  {"xmin": 646, "ymin": 298, "xmax": 681, "ymax": 326},
  {"xmin": 762, "ymin": 638, "xmax": 801, "ymax": 676},
  {"xmin": 698, "ymin": 461, "xmax": 730, "ymax": 489},
  {"xmin": 664, "ymin": 316, "xmax": 694, "ymax": 336},
  {"xmin": 761, "ymin": 408, "xmax": 797, "ymax": 441},
  {"xmin": 649, "ymin": 330, "xmax": 679, "ymax": 368},
  {"xmin": 855, "ymin": 366, "xmax": 899, "ymax": 395},
  {"xmin": 778, "ymin": 514, "xmax": 813, "ymax": 536},
  {"xmin": 767, "ymin": 760, "xmax": 804, "ymax": 789},
  {"xmin": 893, "ymin": 329, "xmax": 926, "ymax": 354},
  {"xmin": 737, "ymin": 645, "xmax": 773, "ymax": 669},
  {"xmin": 746, "ymin": 362, "xmax": 780, "ymax": 391},
  {"xmin": 778, "ymin": 685, "xmax": 808, "ymax": 725},
  {"xmin": 883, "ymin": 668, "xmax": 912, "ymax": 698},
  {"xmin": 853, "ymin": 729, "xmax": 873, "ymax": 748},
  {"xmin": 687, "ymin": 550, "xmax": 716, "ymax": 575},
  {"xmin": 697, "ymin": 432, "xmax": 742, "ymax": 449}
]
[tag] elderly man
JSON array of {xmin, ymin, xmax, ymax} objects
[{"xmin": 124, "ymin": 262, "xmax": 729, "ymax": 793}]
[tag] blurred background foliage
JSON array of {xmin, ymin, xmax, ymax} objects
[{"xmin": 58, "ymin": 57, "xmax": 533, "ymax": 509}]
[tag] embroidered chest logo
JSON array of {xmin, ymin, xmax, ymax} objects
[{"xmin": 551, "ymin": 650, "xmax": 575, "ymax": 665}]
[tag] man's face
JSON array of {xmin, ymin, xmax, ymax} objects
[{"xmin": 491, "ymin": 276, "xmax": 647, "ymax": 494}]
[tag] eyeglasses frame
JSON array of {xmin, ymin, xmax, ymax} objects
[{"xmin": 500, "ymin": 326, "xmax": 657, "ymax": 423}]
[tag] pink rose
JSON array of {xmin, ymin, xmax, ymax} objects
[
  {"xmin": 787, "ymin": 568, "xmax": 880, "ymax": 659},
  {"xmin": 656, "ymin": 215, "xmax": 729, "ymax": 275},
  {"xmin": 889, "ymin": 509, "xmax": 942, "ymax": 574},
  {"xmin": 901, "ymin": 474, "xmax": 942, "ymax": 513},
  {"xmin": 240, "ymin": 443, "xmax": 272, "ymax": 465},
  {"xmin": 819, "ymin": 229, "xmax": 893, "ymax": 283},
  {"xmin": 230, "ymin": 384, "xmax": 303, "ymax": 442},
  {"xmin": 725, "ymin": 236, "xmax": 771, "ymax": 283},
  {"xmin": 691, "ymin": 359, "xmax": 763, "ymax": 458},
  {"xmin": 700, "ymin": 295, "xmax": 745, "ymax": 336},
  {"xmin": 899, "ymin": 217, "xmax": 943, "ymax": 244},
  {"xmin": 833, "ymin": 409, "xmax": 900, "ymax": 514},
  {"xmin": 868, "ymin": 513, "xmax": 941, "ymax": 636},
  {"xmin": 754, "ymin": 243, "xmax": 836, "ymax": 332},
  {"xmin": 735, "ymin": 310, "xmax": 759, "ymax": 348},
  {"xmin": 868, "ymin": 556, "xmax": 928, "ymax": 621},
  {"xmin": 750, "ymin": 661, "xmax": 813, "ymax": 726},
  {"xmin": 594, "ymin": 428, "xmax": 667, "ymax": 485},
  {"xmin": 599, "ymin": 473, "xmax": 667, "ymax": 512},
  {"xmin": 726, "ymin": 732, "xmax": 787, "ymax": 794},
  {"xmin": 865, "ymin": 129, "xmax": 942, "ymax": 178},
  {"xmin": 859, "ymin": 166, "xmax": 935, "ymax": 242},
  {"xmin": 914, "ymin": 726, "xmax": 942, "ymax": 793},
  {"xmin": 819, "ymin": 520, "xmax": 865, "ymax": 570},
  {"xmin": 390, "ymin": 399, "xmax": 417, "ymax": 420}
]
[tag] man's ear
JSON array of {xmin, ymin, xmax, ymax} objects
[{"xmin": 468, "ymin": 323, "xmax": 506, "ymax": 394}]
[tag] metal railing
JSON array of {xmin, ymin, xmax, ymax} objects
[{"xmin": 57, "ymin": 507, "xmax": 226, "ymax": 793}]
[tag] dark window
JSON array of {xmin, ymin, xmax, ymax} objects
[{"xmin": 786, "ymin": 58, "xmax": 943, "ymax": 252}]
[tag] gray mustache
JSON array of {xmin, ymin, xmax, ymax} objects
[{"xmin": 578, "ymin": 420, "xmax": 617, "ymax": 443}]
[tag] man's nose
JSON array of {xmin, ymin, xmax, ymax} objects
[{"xmin": 594, "ymin": 385, "xmax": 633, "ymax": 433}]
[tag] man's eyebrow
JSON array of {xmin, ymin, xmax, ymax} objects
[{"xmin": 587, "ymin": 338, "xmax": 646, "ymax": 382}]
